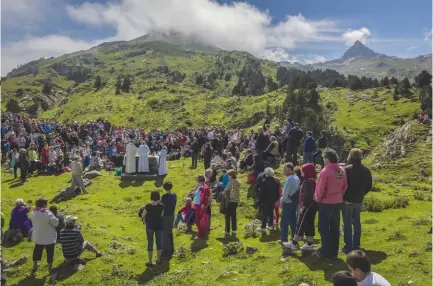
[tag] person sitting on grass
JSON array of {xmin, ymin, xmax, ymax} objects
[
  {"xmin": 173, "ymin": 198, "xmax": 194, "ymax": 230},
  {"xmin": 139, "ymin": 191, "xmax": 165, "ymax": 267},
  {"xmin": 59, "ymin": 215, "xmax": 103, "ymax": 265},
  {"xmin": 331, "ymin": 271, "xmax": 357, "ymax": 286},
  {"xmin": 4, "ymin": 199, "xmax": 32, "ymax": 242},
  {"xmin": 346, "ymin": 250, "xmax": 391, "ymax": 286}
]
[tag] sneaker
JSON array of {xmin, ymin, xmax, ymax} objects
[
  {"xmin": 194, "ymin": 236, "xmax": 200, "ymax": 240},
  {"xmin": 340, "ymin": 248, "xmax": 350, "ymax": 254},
  {"xmin": 282, "ymin": 241, "xmax": 299, "ymax": 251},
  {"xmin": 300, "ymin": 244, "xmax": 315, "ymax": 251},
  {"xmin": 256, "ymin": 228, "xmax": 266, "ymax": 233}
]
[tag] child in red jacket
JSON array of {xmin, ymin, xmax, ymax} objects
[{"xmin": 173, "ymin": 198, "xmax": 194, "ymax": 230}]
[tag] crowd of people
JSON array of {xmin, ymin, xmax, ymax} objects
[{"xmin": 2, "ymin": 112, "xmax": 393, "ymax": 286}]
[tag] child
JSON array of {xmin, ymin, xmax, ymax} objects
[
  {"xmin": 331, "ymin": 271, "xmax": 357, "ymax": 286},
  {"xmin": 346, "ymin": 250, "xmax": 391, "ymax": 286},
  {"xmin": 10, "ymin": 149, "xmax": 19, "ymax": 178},
  {"xmin": 173, "ymin": 198, "xmax": 193, "ymax": 230}
]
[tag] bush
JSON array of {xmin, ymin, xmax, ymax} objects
[
  {"xmin": 362, "ymin": 197, "xmax": 385, "ymax": 212},
  {"xmin": 386, "ymin": 230, "xmax": 407, "ymax": 241},
  {"xmin": 414, "ymin": 191, "xmax": 432, "ymax": 201},
  {"xmin": 223, "ymin": 242, "xmax": 244, "ymax": 256},
  {"xmin": 412, "ymin": 217, "xmax": 431, "ymax": 226},
  {"xmin": 390, "ymin": 195, "xmax": 410, "ymax": 209}
]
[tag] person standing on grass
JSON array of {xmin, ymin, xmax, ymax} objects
[
  {"xmin": 257, "ymin": 167, "xmax": 280, "ymax": 232},
  {"xmin": 191, "ymin": 137, "xmax": 199, "ymax": 169},
  {"xmin": 346, "ymin": 250, "xmax": 391, "ymax": 286},
  {"xmin": 19, "ymin": 148, "xmax": 30, "ymax": 183},
  {"xmin": 303, "ymin": 131, "xmax": 316, "ymax": 164},
  {"xmin": 48, "ymin": 206, "xmax": 65, "ymax": 243},
  {"xmin": 341, "ymin": 148, "xmax": 372, "ymax": 254},
  {"xmin": 279, "ymin": 163, "xmax": 300, "ymax": 243},
  {"xmin": 193, "ymin": 175, "xmax": 211, "ymax": 240},
  {"xmin": 161, "ymin": 182, "xmax": 177, "ymax": 258},
  {"xmin": 139, "ymin": 191, "xmax": 165, "ymax": 267},
  {"xmin": 29, "ymin": 198, "xmax": 59, "ymax": 275},
  {"xmin": 223, "ymin": 169, "xmax": 240, "ymax": 236},
  {"xmin": 283, "ymin": 163, "xmax": 317, "ymax": 251},
  {"xmin": 314, "ymin": 149, "xmax": 347, "ymax": 260},
  {"xmin": 70, "ymin": 156, "xmax": 88, "ymax": 194}
]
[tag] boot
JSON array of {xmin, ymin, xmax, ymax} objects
[
  {"xmin": 156, "ymin": 250, "xmax": 162, "ymax": 264},
  {"xmin": 146, "ymin": 251, "xmax": 153, "ymax": 267}
]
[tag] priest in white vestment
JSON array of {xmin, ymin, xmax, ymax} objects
[
  {"xmin": 158, "ymin": 146, "xmax": 168, "ymax": 176},
  {"xmin": 124, "ymin": 142, "xmax": 138, "ymax": 174},
  {"xmin": 137, "ymin": 143, "xmax": 150, "ymax": 173}
]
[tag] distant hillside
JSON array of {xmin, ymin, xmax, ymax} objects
[{"xmin": 281, "ymin": 41, "xmax": 432, "ymax": 80}]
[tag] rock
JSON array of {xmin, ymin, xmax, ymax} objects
[{"xmin": 246, "ymin": 246, "xmax": 258, "ymax": 255}]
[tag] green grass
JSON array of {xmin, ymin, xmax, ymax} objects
[{"xmin": 2, "ymin": 156, "xmax": 431, "ymax": 286}]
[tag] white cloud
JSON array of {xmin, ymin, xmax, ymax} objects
[
  {"xmin": 2, "ymin": 0, "xmax": 359, "ymax": 74},
  {"xmin": 424, "ymin": 29, "xmax": 432, "ymax": 41},
  {"xmin": 262, "ymin": 48, "xmax": 298, "ymax": 63},
  {"xmin": 2, "ymin": 35, "xmax": 102, "ymax": 76},
  {"xmin": 304, "ymin": 55, "xmax": 327, "ymax": 64},
  {"xmin": 342, "ymin": 27, "xmax": 371, "ymax": 46},
  {"xmin": 408, "ymin": 46, "xmax": 418, "ymax": 51}
]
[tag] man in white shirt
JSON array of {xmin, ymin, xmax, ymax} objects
[
  {"xmin": 346, "ymin": 250, "xmax": 391, "ymax": 286},
  {"xmin": 70, "ymin": 156, "xmax": 89, "ymax": 194}
]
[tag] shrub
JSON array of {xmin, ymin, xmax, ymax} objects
[
  {"xmin": 412, "ymin": 217, "xmax": 431, "ymax": 226},
  {"xmin": 390, "ymin": 195, "xmax": 410, "ymax": 209},
  {"xmin": 386, "ymin": 230, "xmax": 407, "ymax": 241},
  {"xmin": 414, "ymin": 191, "xmax": 432, "ymax": 201},
  {"xmin": 362, "ymin": 197, "xmax": 385, "ymax": 212},
  {"xmin": 223, "ymin": 242, "xmax": 244, "ymax": 256}
]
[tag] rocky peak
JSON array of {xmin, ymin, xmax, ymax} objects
[{"xmin": 342, "ymin": 40, "xmax": 385, "ymax": 60}]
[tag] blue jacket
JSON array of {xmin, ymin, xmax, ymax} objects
[
  {"xmin": 221, "ymin": 174, "xmax": 230, "ymax": 189},
  {"xmin": 304, "ymin": 136, "xmax": 316, "ymax": 153}
]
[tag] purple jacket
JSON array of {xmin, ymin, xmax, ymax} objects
[{"xmin": 9, "ymin": 205, "xmax": 32, "ymax": 234}]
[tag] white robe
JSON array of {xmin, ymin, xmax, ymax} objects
[
  {"xmin": 123, "ymin": 143, "xmax": 138, "ymax": 174},
  {"xmin": 137, "ymin": 144, "xmax": 150, "ymax": 173},
  {"xmin": 158, "ymin": 148, "xmax": 168, "ymax": 175}
]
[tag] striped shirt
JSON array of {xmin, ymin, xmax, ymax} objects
[{"xmin": 60, "ymin": 226, "xmax": 84, "ymax": 259}]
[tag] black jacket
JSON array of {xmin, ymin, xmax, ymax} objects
[
  {"xmin": 255, "ymin": 132, "xmax": 270, "ymax": 151},
  {"xmin": 343, "ymin": 163, "xmax": 372, "ymax": 203},
  {"xmin": 191, "ymin": 141, "xmax": 200, "ymax": 153},
  {"xmin": 258, "ymin": 176, "xmax": 280, "ymax": 207}
]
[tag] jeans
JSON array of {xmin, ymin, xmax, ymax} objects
[
  {"xmin": 225, "ymin": 202, "xmax": 238, "ymax": 232},
  {"xmin": 342, "ymin": 202, "xmax": 362, "ymax": 251},
  {"xmin": 261, "ymin": 204, "xmax": 274, "ymax": 229},
  {"xmin": 280, "ymin": 193, "xmax": 299, "ymax": 242},
  {"xmin": 174, "ymin": 210, "xmax": 194, "ymax": 227},
  {"xmin": 146, "ymin": 227, "xmax": 162, "ymax": 251},
  {"xmin": 13, "ymin": 165, "xmax": 19, "ymax": 178},
  {"xmin": 191, "ymin": 152, "xmax": 198, "ymax": 168},
  {"xmin": 303, "ymin": 152, "xmax": 314, "ymax": 164},
  {"xmin": 162, "ymin": 216, "xmax": 174, "ymax": 256},
  {"xmin": 318, "ymin": 203, "xmax": 342, "ymax": 258}
]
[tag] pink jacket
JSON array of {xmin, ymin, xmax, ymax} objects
[{"xmin": 314, "ymin": 163, "xmax": 347, "ymax": 204}]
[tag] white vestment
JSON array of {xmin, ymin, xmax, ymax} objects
[
  {"xmin": 137, "ymin": 144, "xmax": 150, "ymax": 173},
  {"xmin": 123, "ymin": 143, "xmax": 138, "ymax": 174},
  {"xmin": 158, "ymin": 148, "xmax": 168, "ymax": 175}
]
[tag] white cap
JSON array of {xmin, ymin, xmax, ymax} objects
[{"xmin": 65, "ymin": 215, "xmax": 78, "ymax": 224}]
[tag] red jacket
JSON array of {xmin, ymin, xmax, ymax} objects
[{"xmin": 200, "ymin": 184, "xmax": 211, "ymax": 208}]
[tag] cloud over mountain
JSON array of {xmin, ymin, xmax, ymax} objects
[{"xmin": 342, "ymin": 27, "xmax": 371, "ymax": 46}]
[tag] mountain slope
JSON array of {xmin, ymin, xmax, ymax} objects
[
  {"xmin": 342, "ymin": 40, "xmax": 387, "ymax": 60},
  {"xmin": 281, "ymin": 42, "xmax": 432, "ymax": 80}
]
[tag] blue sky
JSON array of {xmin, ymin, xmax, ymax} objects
[{"xmin": 2, "ymin": 0, "xmax": 432, "ymax": 75}]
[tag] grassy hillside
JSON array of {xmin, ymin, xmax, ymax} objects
[{"xmin": 2, "ymin": 87, "xmax": 431, "ymax": 286}]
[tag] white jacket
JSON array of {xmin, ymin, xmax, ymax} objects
[{"xmin": 30, "ymin": 210, "xmax": 59, "ymax": 245}]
